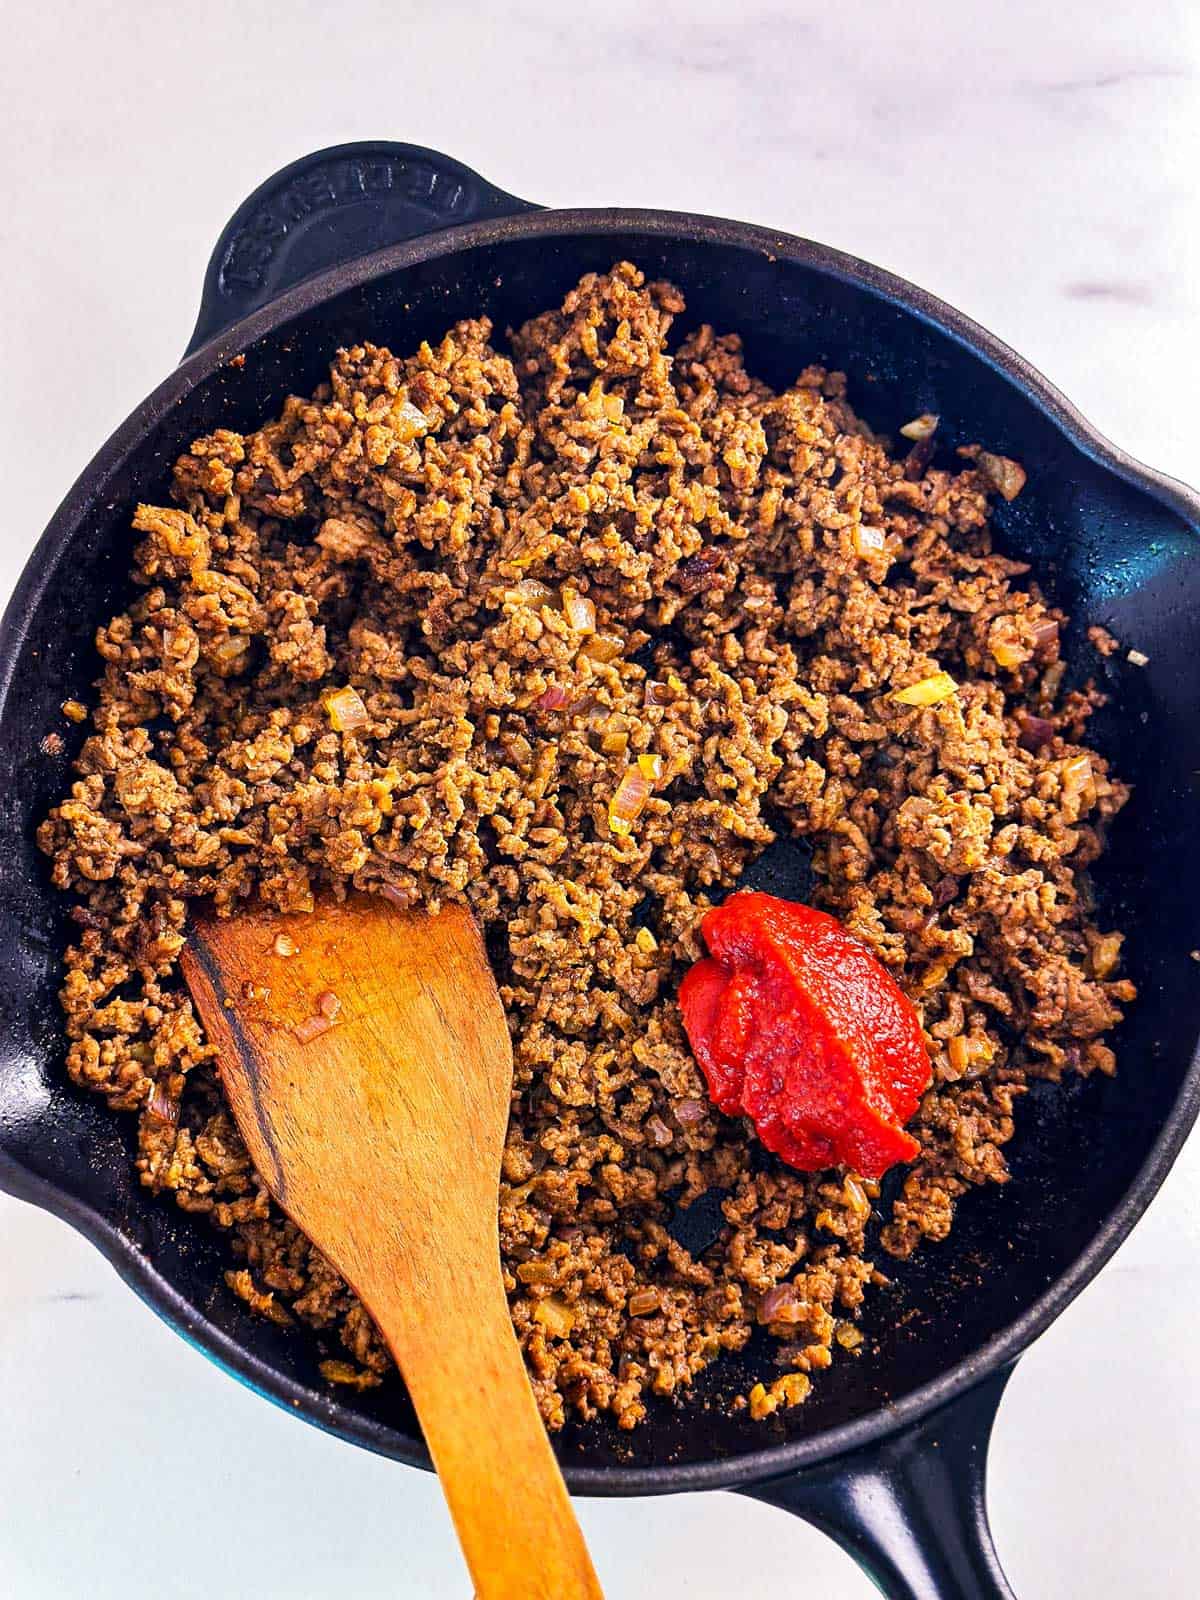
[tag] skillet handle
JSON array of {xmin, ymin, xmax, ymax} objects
[
  {"xmin": 185, "ymin": 141, "xmax": 538, "ymax": 357},
  {"xmin": 739, "ymin": 1366, "xmax": 1017, "ymax": 1599}
]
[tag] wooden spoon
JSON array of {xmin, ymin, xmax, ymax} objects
[{"xmin": 180, "ymin": 895, "xmax": 603, "ymax": 1600}]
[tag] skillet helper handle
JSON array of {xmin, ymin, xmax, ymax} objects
[
  {"xmin": 740, "ymin": 1367, "xmax": 1017, "ymax": 1599},
  {"xmin": 185, "ymin": 141, "xmax": 538, "ymax": 355}
]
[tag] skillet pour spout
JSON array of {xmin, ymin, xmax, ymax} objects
[{"xmin": 1, "ymin": 141, "xmax": 1198, "ymax": 1600}]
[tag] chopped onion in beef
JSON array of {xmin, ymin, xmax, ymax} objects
[
  {"xmin": 394, "ymin": 399, "xmax": 429, "ymax": 441},
  {"xmin": 1032, "ymin": 617, "xmax": 1060, "ymax": 654},
  {"xmin": 1090, "ymin": 932, "xmax": 1123, "ymax": 979},
  {"xmin": 147, "ymin": 1081, "xmax": 179, "ymax": 1126},
  {"xmin": 628, "ymin": 1288, "xmax": 660, "ymax": 1317},
  {"xmin": 317, "ymin": 991, "xmax": 341, "ymax": 1020},
  {"xmin": 1062, "ymin": 753, "xmax": 1094, "ymax": 804},
  {"xmin": 976, "ymin": 451, "xmax": 1027, "ymax": 501},
  {"xmin": 607, "ymin": 765, "xmax": 650, "ymax": 836},
  {"xmin": 532, "ymin": 1296, "xmax": 575, "ymax": 1337},
  {"xmin": 756, "ymin": 1284, "xmax": 801, "ymax": 1324},
  {"xmin": 674, "ymin": 1098, "xmax": 707, "ymax": 1124},
  {"xmin": 582, "ymin": 632, "xmax": 624, "ymax": 663},
  {"xmin": 378, "ymin": 883, "xmax": 413, "ymax": 910},
  {"xmin": 535, "ymin": 683, "xmax": 571, "ymax": 711},
  {"xmin": 209, "ymin": 635, "xmax": 251, "ymax": 675},
  {"xmin": 272, "ymin": 933, "xmax": 298, "ymax": 957},
  {"xmin": 855, "ymin": 524, "xmax": 886, "ymax": 556},
  {"xmin": 990, "ymin": 637, "xmax": 1028, "ymax": 670},
  {"xmin": 889, "ymin": 671, "xmax": 958, "ymax": 707},
  {"xmin": 323, "ymin": 686, "xmax": 369, "ymax": 732},
  {"xmin": 509, "ymin": 578, "xmax": 555, "ymax": 604},
  {"xmin": 561, "ymin": 588, "xmax": 596, "ymax": 634},
  {"xmin": 900, "ymin": 412, "xmax": 939, "ymax": 441},
  {"xmin": 637, "ymin": 752, "xmax": 664, "ymax": 784},
  {"xmin": 842, "ymin": 1175, "xmax": 869, "ymax": 1216},
  {"xmin": 1018, "ymin": 713, "xmax": 1055, "ymax": 752}
]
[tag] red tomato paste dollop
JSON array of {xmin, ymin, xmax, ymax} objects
[{"xmin": 679, "ymin": 893, "xmax": 931, "ymax": 1180}]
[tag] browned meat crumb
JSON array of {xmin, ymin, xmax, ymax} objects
[
  {"xmin": 39, "ymin": 263, "xmax": 1132, "ymax": 1430},
  {"xmin": 1088, "ymin": 624, "xmax": 1121, "ymax": 657}
]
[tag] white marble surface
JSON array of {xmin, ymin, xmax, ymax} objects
[{"xmin": 2, "ymin": 2, "xmax": 1199, "ymax": 1595}]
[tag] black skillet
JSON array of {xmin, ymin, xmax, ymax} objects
[{"xmin": 2, "ymin": 143, "xmax": 1199, "ymax": 1599}]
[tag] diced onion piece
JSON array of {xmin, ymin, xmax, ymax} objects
[
  {"xmin": 628, "ymin": 1288, "xmax": 660, "ymax": 1316},
  {"xmin": 535, "ymin": 683, "xmax": 571, "ymax": 711},
  {"xmin": 394, "ymin": 399, "xmax": 429, "ymax": 441},
  {"xmin": 581, "ymin": 632, "xmax": 624, "ymax": 663},
  {"xmin": 756, "ymin": 1284, "xmax": 801, "ymax": 1324},
  {"xmin": 147, "ymin": 1081, "xmax": 179, "ymax": 1126},
  {"xmin": 1032, "ymin": 617, "xmax": 1060, "ymax": 654},
  {"xmin": 637, "ymin": 752, "xmax": 664, "ymax": 784},
  {"xmin": 1090, "ymin": 932, "xmax": 1122, "ymax": 979},
  {"xmin": 976, "ymin": 451, "xmax": 1027, "ymax": 501},
  {"xmin": 292, "ymin": 1012, "xmax": 335, "ymax": 1043},
  {"xmin": 317, "ymin": 991, "xmax": 341, "ymax": 1020},
  {"xmin": 855, "ymin": 524, "xmax": 887, "ymax": 556},
  {"xmin": 607, "ymin": 765, "xmax": 650, "ymax": 836},
  {"xmin": 601, "ymin": 730, "xmax": 629, "ymax": 756},
  {"xmin": 1019, "ymin": 713, "xmax": 1055, "ymax": 752},
  {"xmin": 532, "ymin": 1296, "xmax": 575, "ymax": 1337},
  {"xmin": 635, "ymin": 926, "xmax": 658, "ymax": 954},
  {"xmin": 323, "ymin": 686, "xmax": 369, "ymax": 732},
  {"xmin": 674, "ymin": 1098, "xmax": 706, "ymax": 1124},
  {"xmin": 509, "ymin": 578, "xmax": 555, "ymax": 604},
  {"xmin": 209, "ymin": 636, "xmax": 251, "ymax": 675},
  {"xmin": 272, "ymin": 933, "xmax": 298, "ymax": 958},
  {"xmin": 1062, "ymin": 753, "xmax": 1094, "ymax": 804},
  {"xmin": 643, "ymin": 679, "xmax": 673, "ymax": 706},
  {"xmin": 842, "ymin": 1175, "xmax": 869, "ymax": 1217},
  {"xmin": 1127, "ymin": 648, "xmax": 1150, "ymax": 668},
  {"xmin": 947, "ymin": 1036, "xmax": 970, "ymax": 1076},
  {"xmin": 378, "ymin": 883, "xmax": 413, "ymax": 910},
  {"xmin": 900, "ymin": 412, "xmax": 939, "ymax": 442},
  {"xmin": 61, "ymin": 699, "xmax": 88, "ymax": 723},
  {"xmin": 990, "ymin": 637, "xmax": 1028, "ymax": 670},
  {"xmin": 561, "ymin": 587, "xmax": 596, "ymax": 634},
  {"xmin": 645, "ymin": 1115, "xmax": 673, "ymax": 1148},
  {"xmin": 890, "ymin": 671, "xmax": 958, "ymax": 707},
  {"xmin": 835, "ymin": 1323, "xmax": 864, "ymax": 1350}
]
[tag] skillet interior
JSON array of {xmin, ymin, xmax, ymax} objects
[{"xmin": 2, "ymin": 225, "xmax": 1198, "ymax": 1481}]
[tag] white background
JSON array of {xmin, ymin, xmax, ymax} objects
[{"xmin": 2, "ymin": 2, "xmax": 1199, "ymax": 1595}]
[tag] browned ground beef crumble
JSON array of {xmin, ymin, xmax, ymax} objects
[{"xmin": 40, "ymin": 264, "xmax": 1134, "ymax": 1429}]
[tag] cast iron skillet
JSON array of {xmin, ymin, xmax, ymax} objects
[{"xmin": 2, "ymin": 142, "xmax": 1199, "ymax": 1599}]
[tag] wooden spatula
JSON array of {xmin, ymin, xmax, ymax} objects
[{"xmin": 180, "ymin": 895, "xmax": 603, "ymax": 1600}]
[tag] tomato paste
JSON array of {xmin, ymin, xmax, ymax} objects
[{"xmin": 679, "ymin": 893, "xmax": 931, "ymax": 1180}]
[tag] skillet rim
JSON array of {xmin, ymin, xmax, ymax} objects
[{"xmin": 2, "ymin": 205, "xmax": 1198, "ymax": 1495}]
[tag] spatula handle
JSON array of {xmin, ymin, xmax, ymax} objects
[{"xmin": 370, "ymin": 1271, "xmax": 604, "ymax": 1600}]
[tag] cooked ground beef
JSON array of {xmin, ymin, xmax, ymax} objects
[{"xmin": 39, "ymin": 264, "xmax": 1133, "ymax": 1430}]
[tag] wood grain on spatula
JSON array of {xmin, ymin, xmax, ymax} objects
[{"xmin": 180, "ymin": 895, "xmax": 603, "ymax": 1600}]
